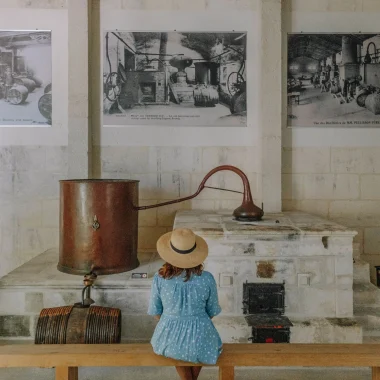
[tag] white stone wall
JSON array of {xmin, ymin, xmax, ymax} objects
[{"xmin": 283, "ymin": 0, "xmax": 380, "ymax": 283}]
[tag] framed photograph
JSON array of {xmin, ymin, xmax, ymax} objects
[
  {"xmin": 103, "ymin": 31, "xmax": 247, "ymax": 127},
  {"xmin": 0, "ymin": 30, "xmax": 52, "ymax": 126},
  {"xmin": 287, "ymin": 33, "xmax": 380, "ymax": 128}
]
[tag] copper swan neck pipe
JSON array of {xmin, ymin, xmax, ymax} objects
[{"xmin": 137, "ymin": 165, "xmax": 264, "ymax": 221}]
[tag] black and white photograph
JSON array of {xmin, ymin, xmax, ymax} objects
[
  {"xmin": 103, "ymin": 31, "xmax": 247, "ymax": 127},
  {"xmin": 0, "ymin": 30, "xmax": 52, "ymax": 126},
  {"xmin": 287, "ymin": 33, "xmax": 380, "ymax": 128}
]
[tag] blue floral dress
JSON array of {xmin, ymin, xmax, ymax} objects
[{"xmin": 147, "ymin": 270, "xmax": 222, "ymax": 364}]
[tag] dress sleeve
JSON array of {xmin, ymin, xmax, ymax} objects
[
  {"xmin": 148, "ymin": 274, "xmax": 163, "ymax": 316},
  {"xmin": 206, "ymin": 274, "xmax": 222, "ymax": 318}
]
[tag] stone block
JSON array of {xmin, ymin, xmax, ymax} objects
[
  {"xmin": 25, "ymin": 293, "xmax": 44, "ymax": 313},
  {"xmin": 95, "ymin": 289, "xmax": 150, "ymax": 314},
  {"xmin": 331, "ymin": 148, "xmax": 380, "ymax": 174},
  {"xmin": 202, "ymin": 147, "xmax": 255, "ymax": 173},
  {"xmin": 336, "ymin": 289, "xmax": 353, "ymax": 317},
  {"xmin": 303, "ymin": 174, "xmax": 359, "ymax": 200},
  {"xmin": 0, "ymin": 147, "xmax": 13, "ymax": 171},
  {"xmin": 217, "ymin": 288, "xmax": 235, "ymax": 314},
  {"xmin": 0, "ymin": 290, "xmax": 25, "ymax": 314},
  {"xmin": 138, "ymin": 200, "xmax": 157, "ymax": 227},
  {"xmin": 12, "ymin": 146, "xmax": 46, "ymax": 172},
  {"xmin": 0, "ymin": 315, "xmax": 30, "ymax": 337},
  {"xmin": 281, "ymin": 174, "xmax": 304, "ymax": 200},
  {"xmin": 173, "ymin": 0, "xmax": 206, "ymax": 10},
  {"xmin": 122, "ymin": 315, "xmax": 157, "ymax": 340},
  {"xmin": 327, "ymin": 0, "xmax": 363, "ymax": 11},
  {"xmin": 13, "ymin": 171, "xmax": 62, "ymax": 199},
  {"xmin": 14, "ymin": 201, "xmax": 43, "ymax": 228},
  {"xmin": 361, "ymin": 175, "xmax": 380, "ymax": 200},
  {"xmin": 138, "ymin": 227, "xmax": 168, "ymax": 250},
  {"xmin": 363, "ymin": 0, "xmax": 380, "ymax": 11},
  {"xmin": 149, "ymin": 147, "xmax": 202, "ymax": 173},
  {"xmin": 157, "ymin": 201, "xmax": 191, "ymax": 227},
  {"xmin": 20, "ymin": 0, "xmax": 67, "ymax": 8},
  {"xmin": 39, "ymin": 228, "xmax": 59, "ymax": 252},
  {"xmin": 190, "ymin": 199, "xmax": 215, "ymax": 211},
  {"xmin": 298, "ymin": 257, "xmax": 335, "ymax": 286},
  {"xmin": 0, "ymin": 172, "xmax": 13, "ymax": 198},
  {"xmin": 330, "ymin": 201, "xmax": 380, "ymax": 227},
  {"xmin": 43, "ymin": 291, "xmax": 82, "ymax": 308},
  {"xmin": 122, "ymin": 0, "xmax": 144, "ymax": 9},
  {"xmin": 298, "ymin": 287, "xmax": 336, "ymax": 317},
  {"xmin": 100, "ymin": 0, "xmax": 122, "ymax": 8},
  {"xmin": 45, "ymin": 146, "xmax": 68, "ymax": 173},
  {"xmin": 335, "ymin": 256, "xmax": 353, "ymax": 277},
  {"xmin": 364, "ymin": 227, "xmax": 380, "ymax": 255},
  {"xmin": 136, "ymin": 172, "xmax": 191, "ymax": 200},
  {"xmin": 42, "ymin": 199, "xmax": 59, "ymax": 228},
  {"xmin": 282, "ymin": 148, "xmax": 330, "ymax": 174},
  {"xmin": 101, "ymin": 146, "xmax": 149, "ymax": 174},
  {"xmin": 354, "ymin": 259, "xmax": 370, "ymax": 284},
  {"xmin": 282, "ymin": 200, "xmax": 329, "ymax": 218},
  {"xmin": 212, "ymin": 316, "xmax": 251, "ymax": 343}
]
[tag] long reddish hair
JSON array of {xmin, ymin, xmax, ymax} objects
[{"xmin": 159, "ymin": 262, "xmax": 203, "ymax": 282}]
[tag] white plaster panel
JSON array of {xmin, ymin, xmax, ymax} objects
[
  {"xmin": 0, "ymin": 9, "xmax": 68, "ymax": 146},
  {"xmin": 101, "ymin": 146, "xmax": 150, "ymax": 173},
  {"xmin": 14, "ymin": 201, "xmax": 43, "ymax": 228},
  {"xmin": 45, "ymin": 146, "xmax": 68, "ymax": 173},
  {"xmin": 12, "ymin": 147, "xmax": 46, "ymax": 172},
  {"xmin": 331, "ymin": 148, "xmax": 380, "ymax": 174},
  {"xmin": 297, "ymin": 287, "xmax": 336, "ymax": 317},
  {"xmin": 298, "ymin": 257, "xmax": 335, "ymax": 286},
  {"xmin": 42, "ymin": 199, "xmax": 60, "ymax": 228}
]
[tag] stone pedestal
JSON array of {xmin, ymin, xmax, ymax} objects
[{"xmin": 0, "ymin": 211, "xmax": 361, "ymax": 344}]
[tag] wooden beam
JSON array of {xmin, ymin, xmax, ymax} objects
[
  {"xmin": 373, "ymin": 367, "xmax": 380, "ymax": 380},
  {"xmin": 219, "ymin": 366, "xmax": 234, "ymax": 380},
  {"xmin": 2, "ymin": 344, "xmax": 380, "ymax": 368},
  {"xmin": 55, "ymin": 367, "xmax": 78, "ymax": 380}
]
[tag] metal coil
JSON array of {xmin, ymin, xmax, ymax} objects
[{"xmin": 35, "ymin": 305, "xmax": 121, "ymax": 344}]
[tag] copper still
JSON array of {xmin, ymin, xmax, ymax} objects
[{"xmin": 58, "ymin": 165, "xmax": 263, "ymax": 276}]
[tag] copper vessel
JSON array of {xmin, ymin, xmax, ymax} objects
[{"xmin": 58, "ymin": 166, "xmax": 263, "ymax": 276}]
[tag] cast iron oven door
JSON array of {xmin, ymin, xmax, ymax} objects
[{"xmin": 243, "ymin": 282, "xmax": 293, "ymax": 343}]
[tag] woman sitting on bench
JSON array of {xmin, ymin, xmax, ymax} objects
[{"xmin": 148, "ymin": 228, "xmax": 222, "ymax": 380}]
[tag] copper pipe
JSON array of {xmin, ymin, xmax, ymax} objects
[{"xmin": 137, "ymin": 165, "xmax": 264, "ymax": 221}]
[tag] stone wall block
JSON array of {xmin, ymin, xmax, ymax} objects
[
  {"xmin": 363, "ymin": 0, "xmax": 380, "ymax": 11},
  {"xmin": 45, "ymin": 146, "xmax": 68, "ymax": 173},
  {"xmin": 149, "ymin": 147, "xmax": 202, "ymax": 173},
  {"xmin": 282, "ymin": 200, "xmax": 329, "ymax": 218},
  {"xmin": 0, "ymin": 147, "xmax": 14, "ymax": 171},
  {"xmin": 15, "ymin": 201, "xmax": 43, "ymax": 228},
  {"xmin": 102, "ymin": 146, "xmax": 149, "ymax": 174},
  {"xmin": 298, "ymin": 257, "xmax": 335, "ymax": 286},
  {"xmin": 157, "ymin": 200, "xmax": 191, "ymax": 227},
  {"xmin": 336, "ymin": 289, "xmax": 354, "ymax": 317},
  {"xmin": 364, "ymin": 227, "xmax": 380, "ymax": 255},
  {"xmin": 141, "ymin": 0, "xmax": 174, "ymax": 10},
  {"xmin": 287, "ymin": 0, "xmax": 329, "ymax": 11},
  {"xmin": 14, "ymin": 172, "xmax": 63, "ymax": 199},
  {"xmin": 138, "ymin": 226, "xmax": 168, "ymax": 250},
  {"xmin": 0, "ymin": 315, "xmax": 31, "ymax": 337},
  {"xmin": 218, "ymin": 288, "xmax": 236, "ymax": 314},
  {"xmin": 42, "ymin": 199, "xmax": 60, "ymax": 228},
  {"xmin": 329, "ymin": 201, "xmax": 380, "ymax": 227},
  {"xmin": 282, "ymin": 174, "xmax": 304, "ymax": 200},
  {"xmin": 202, "ymin": 147, "xmax": 253, "ymax": 173},
  {"xmin": 335, "ymin": 256, "xmax": 353, "ymax": 277},
  {"xmin": 0, "ymin": 291, "xmax": 25, "ymax": 314},
  {"xmin": 0, "ymin": 201, "xmax": 14, "ymax": 228},
  {"xmin": 327, "ymin": 0, "xmax": 363, "ymax": 11},
  {"xmin": 173, "ymin": 0, "xmax": 206, "ymax": 10},
  {"xmin": 361, "ymin": 175, "xmax": 380, "ymax": 199},
  {"xmin": 19, "ymin": 0, "xmax": 67, "ymax": 8},
  {"xmin": 12, "ymin": 147, "xmax": 46, "ymax": 172},
  {"xmin": 0, "ymin": 172, "xmax": 14, "ymax": 198},
  {"xmin": 100, "ymin": 0, "xmax": 122, "ymax": 8},
  {"xmin": 298, "ymin": 287, "xmax": 336, "ymax": 317},
  {"xmin": 331, "ymin": 148, "xmax": 380, "ymax": 174},
  {"xmin": 122, "ymin": 315, "xmax": 157, "ymax": 340},
  {"xmin": 122, "ymin": 0, "xmax": 145, "ymax": 9},
  {"xmin": 138, "ymin": 200, "xmax": 158, "ymax": 227},
  {"xmin": 25, "ymin": 293, "xmax": 44, "ymax": 313},
  {"xmin": 282, "ymin": 148, "xmax": 331, "ymax": 174}
]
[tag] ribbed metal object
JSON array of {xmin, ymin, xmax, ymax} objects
[{"xmin": 35, "ymin": 305, "xmax": 121, "ymax": 344}]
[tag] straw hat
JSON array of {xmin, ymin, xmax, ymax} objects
[{"xmin": 156, "ymin": 228, "xmax": 208, "ymax": 269}]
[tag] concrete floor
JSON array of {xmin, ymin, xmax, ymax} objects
[
  {"xmin": 287, "ymin": 84, "xmax": 380, "ymax": 128},
  {"xmin": 0, "ymin": 366, "xmax": 372, "ymax": 380}
]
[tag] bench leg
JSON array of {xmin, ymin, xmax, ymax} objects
[
  {"xmin": 373, "ymin": 367, "xmax": 380, "ymax": 380},
  {"xmin": 55, "ymin": 366, "xmax": 78, "ymax": 380},
  {"xmin": 219, "ymin": 366, "xmax": 234, "ymax": 380}
]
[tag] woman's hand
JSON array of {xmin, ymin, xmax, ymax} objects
[{"xmin": 154, "ymin": 315, "xmax": 161, "ymax": 321}]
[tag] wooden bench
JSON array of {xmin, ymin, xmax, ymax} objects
[{"xmin": 1, "ymin": 344, "xmax": 380, "ymax": 380}]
